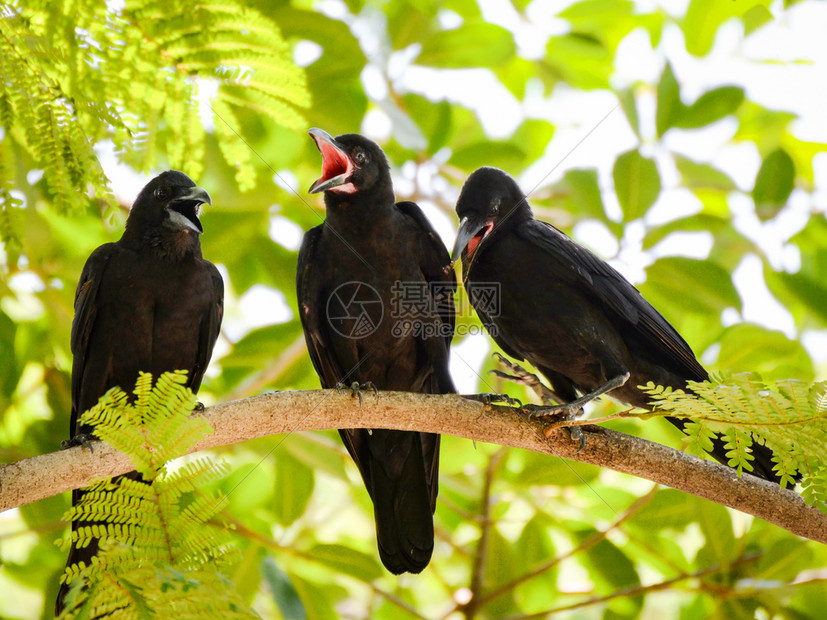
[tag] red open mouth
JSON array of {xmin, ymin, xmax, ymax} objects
[
  {"xmin": 308, "ymin": 129, "xmax": 355, "ymax": 194},
  {"xmin": 316, "ymin": 139, "xmax": 351, "ymax": 183},
  {"xmin": 466, "ymin": 222, "xmax": 494, "ymax": 259}
]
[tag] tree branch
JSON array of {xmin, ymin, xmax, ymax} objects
[{"xmin": 1, "ymin": 390, "xmax": 825, "ymax": 544}]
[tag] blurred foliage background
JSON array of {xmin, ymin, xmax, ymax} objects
[{"xmin": 2, "ymin": 0, "xmax": 827, "ymax": 617}]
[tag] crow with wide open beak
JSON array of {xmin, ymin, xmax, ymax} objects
[
  {"xmin": 165, "ymin": 185, "xmax": 211, "ymax": 235},
  {"xmin": 308, "ymin": 128, "xmax": 356, "ymax": 194}
]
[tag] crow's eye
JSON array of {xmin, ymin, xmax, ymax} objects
[
  {"xmin": 353, "ymin": 150, "xmax": 367, "ymax": 165},
  {"xmin": 154, "ymin": 185, "xmax": 169, "ymax": 201},
  {"xmin": 490, "ymin": 199, "xmax": 500, "ymax": 216}
]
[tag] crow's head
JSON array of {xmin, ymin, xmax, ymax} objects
[
  {"xmin": 308, "ymin": 129, "xmax": 391, "ymax": 199},
  {"xmin": 451, "ymin": 166, "xmax": 532, "ymax": 268},
  {"xmin": 129, "ymin": 170, "xmax": 211, "ymax": 237}
]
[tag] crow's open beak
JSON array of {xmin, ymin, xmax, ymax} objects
[
  {"xmin": 450, "ymin": 216, "xmax": 494, "ymax": 268},
  {"xmin": 308, "ymin": 128, "xmax": 353, "ymax": 194},
  {"xmin": 166, "ymin": 185, "xmax": 211, "ymax": 234}
]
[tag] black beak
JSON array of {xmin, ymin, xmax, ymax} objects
[
  {"xmin": 308, "ymin": 128, "xmax": 353, "ymax": 194},
  {"xmin": 451, "ymin": 215, "xmax": 491, "ymax": 267},
  {"xmin": 166, "ymin": 185, "xmax": 211, "ymax": 235}
]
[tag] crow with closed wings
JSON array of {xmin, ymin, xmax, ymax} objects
[
  {"xmin": 297, "ymin": 129, "xmax": 456, "ymax": 573},
  {"xmin": 56, "ymin": 170, "xmax": 223, "ymax": 613},
  {"xmin": 451, "ymin": 166, "xmax": 790, "ymax": 484}
]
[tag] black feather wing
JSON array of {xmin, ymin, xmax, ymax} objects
[
  {"xmin": 190, "ymin": 262, "xmax": 224, "ymax": 393},
  {"xmin": 69, "ymin": 243, "xmax": 116, "ymax": 435},
  {"xmin": 522, "ymin": 219, "xmax": 708, "ymax": 382},
  {"xmin": 396, "ymin": 201, "xmax": 457, "ymax": 394},
  {"xmin": 296, "ymin": 224, "xmax": 348, "ymax": 388}
]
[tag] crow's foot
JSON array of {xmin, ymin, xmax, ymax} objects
[
  {"xmin": 336, "ymin": 381, "xmax": 379, "ymax": 406},
  {"xmin": 61, "ymin": 433, "xmax": 95, "ymax": 453}
]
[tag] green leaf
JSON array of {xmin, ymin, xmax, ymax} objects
[
  {"xmin": 673, "ymin": 154, "xmax": 736, "ymax": 192},
  {"xmin": 715, "ymin": 324, "xmax": 814, "ymax": 382},
  {"xmin": 481, "ymin": 529, "xmax": 519, "ymax": 617},
  {"xmin": 417, "ymin": 22, "xmax": 515, "ymax": 68},
  {"xmin": 695, "ymin": 501, "xmax": 735, "ymax": 567},
  {"xmin": 752, "ymin": 148, "xmax": 795, "ymax": 220},
  {"xmin": 656, "ymin": 62, "xmax": 683, "ymax": 137},
  {"xmin": 640, "ymin": 257, "xmax": 740, "ymax": 316},
  {"xmin": 309, "ymin": 544, "xmax": 383, "ymax": 582},
  {"xmin": 545, "ymin": 33, "xmax": 612, "ymax": 90},
  {"xmin": 642, "ymin": 213, "xmax": 729, "ymax": 250},
  {"xmin": 743, "ymin": 5, "xmax": 774, "ymax": 34},
  {"xmin": 273, "ymin": 451, "xmax": 315, "ymax": 526},
  {"xmin": 550, "ymin": 168, "xmax": 606, "ymax": 222},
  {"xmin": 675, "ymin": 86, "xmax": 744, "ymax": 130},
  {"xmin": 613, "ymin": 149, "xmax": 661, "ymax": 221},
  {"xmin": 618, "ymin": 89, "xmax": 640, "ymax": 137},
  {"xmin": 261, "ymin": 557, "xmax": 307, "ymax": 620},
  {"xmin": 578, "ymin": 531, "xmax": 641, "ymax": 596},
  {"xmin": 683, "ymin": 0, "xmax": 772, "ymax": 57},
  {"xmin": 629, "ymin": 489, "xmax": 699, "ymax": 532},
  {"xmin": 450, "ymin": 142, "xmax": 527, "ymax": 174}
]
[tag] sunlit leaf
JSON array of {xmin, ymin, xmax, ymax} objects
[
  {"xmin": 613, "ymin": 149, "xmax": 661, "ymax": 221},
  {"xmin": 752, "ymin": 149, "xmax": 795, "ymax": 220},
  {"xmin": 417, "ymin": 22, "xmax": 515, "ymax": 68}
]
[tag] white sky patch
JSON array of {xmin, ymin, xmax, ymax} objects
[
  {"xmin": 402, "ymin": 67, "xmax": 523, "ymax": 138},
  {"xmin": 362, "ymin": 107, "xmax": 393, "ymax": 140},
  {"xmin": 294, "ymin": 40, "xmax": 323, "ymax": 67},
  {"xmin": 8, "ymin": 272, "xmax": 45, "ymax": 294},
  {"xmin": 437, "ymin": 9, "xmax": 463, "ymax": 30},
  {"xmin": 94, "ymin": 140, "xmax": 150, "ymax": 204},
  {"xmin": 573, "ymin": 220, "xmax": 619, "ymax": 258},
  {"xmin": 522, "ymin": 89, "xmax": 636, "ymax": 200},
  {"xmin": 645, "ymin": 188, "xmax": 703, "ymax": 227},
  {"xmin": 712, "ymin": 141, "xmax": 762, "ymax": 192},
  {"xmin": 650, "ymin": 231, "xmax": 714, "ymax": 261},
  {"xmin": 450, "ymin": 333, "xmax": 491, "ymax": 394},
  {"xmin": 196, "ymin": 77, "xmax": 219, "ymax": 133},
  {"xmin": 221, "ymin": 284, "xmax": 293, "ymax": 344},
  {"xmin": 802, "ymin": 330, "xmax": 827, "ymax": 366},
  {"xmin": 268, "ymin": 215, "xmax": 304, "ymax": 251},
  {"xmin": 613, "ymin": 28, "xmax": 662, "ymax": 88},
  {"xmin": 361, "ymin": 64, "xmax": 389, "ymax": 100},
  {"xmin": 732, "ymin": 254, "xmax": 796, "ymax": 338},
  {"xmin": 417, "ymin": 200, "xmax": 456, "ymax": 251},
  {"xmin": 26, "ymin": 169, "xmax": 44, "ymax": 185},
  {"xmin": 729, "ymin": 192, "xmax": 811, "ymax": 272},
  {"xmin": 663, "ymin": 119, "xmax": 739, "ymax": 168},
  {"xmin": 273, "ymin": 169, "xmax": 301, "ymax": 196}
]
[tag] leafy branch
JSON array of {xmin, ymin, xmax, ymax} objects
[
  {"xmin": 641, "ymin": 374, "xmax": 827, "ymax": 497},
  {"xmin": 0, "ymin": 0, "xmax": 309, "ymax": 242}
]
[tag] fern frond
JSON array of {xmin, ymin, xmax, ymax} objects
[
  {"xmin": 2, "ymin": 0, "xmax": 309, "ymax": 225},
  {"xmin": 643, "ymin": 373, "xmax": 827, "ymax": 508},
  {"xmin": 60, "ymin": 371, "xmax": 248, "ymax": 618}
]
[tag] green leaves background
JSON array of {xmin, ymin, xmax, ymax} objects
[{"xmin": 2, "ymin": 0, "xmax": 827, "ymax": 617}]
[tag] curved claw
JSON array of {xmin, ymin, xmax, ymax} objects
[
  {"xmin": 521, "ymin": 402, "xmax": 583, "ymax": 420},
  {"xmin": 476, "ymin": 392, "xmax": 522, "ymax": 408},
  {"xmin": 193, "ymin": 401, "xmax": 205, "ymax": 412},
  {"xmin": 570, "ymin": 427, "xmax": 586, "ymax": 453},
  {"xmin": 339, "ymin": 381, "xmax": 379, "ymax": 407},
  {"xmin": 62, "ymin": 433, "xmax": 95, "ymax": 453}
]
